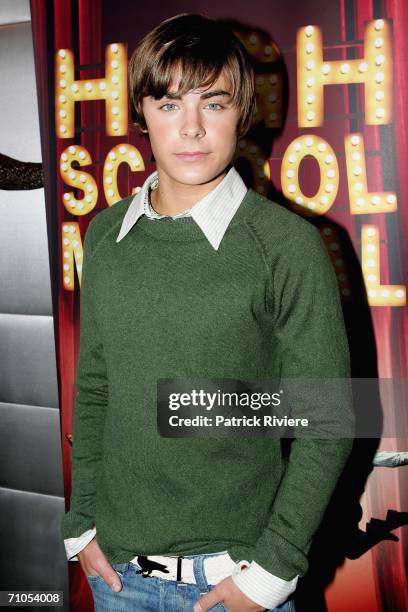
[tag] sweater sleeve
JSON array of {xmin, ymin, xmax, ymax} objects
[
  {"xmin": 250, "ymin": 221, "xmax": 354, "ymax": 581},
  {"xmin": 61, "ymin": 217, "xmax": 108, "ymax": 540}
]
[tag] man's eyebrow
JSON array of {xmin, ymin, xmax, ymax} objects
[{"xmin": 163, "ymin": 89, "xmax": 232, "ymax": 100}]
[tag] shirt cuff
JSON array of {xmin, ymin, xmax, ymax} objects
[
  {"xmin": 64, "ymin": 527, "xmax": 96, "ymax": 561},
  {"xmin": 231, "ymin": 559, "xmax": 298, "ymax": 609}
]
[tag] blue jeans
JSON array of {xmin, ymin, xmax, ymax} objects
[{"xmin": 86, "ymin": 551, "xmax": 296, "ymax": 611}]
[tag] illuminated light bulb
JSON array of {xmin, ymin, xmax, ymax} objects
[
  {"xmin": 375, "ymin": 71, "xmax": 384, "ymax": 83},
  {"xmin": 306, "ymin": 94, "xmax": 315, "ymax": 104},
  {"xmin": 367, "ymin": 259, "xmax": 376, "ymax": 267},
  {"xmin": 320, "ymin": 195, "xmax": 329, "ymax": 204},
  {"xmin": 60, "ymin": 125, "xmax": 66, "ymax": 133},
  {"xmin": 134, "ymin": 159, "xmax": 140, "ymax": 167},
  {"xmin": 99, "ymin": 81, "xmax": 107, "ymax": 90},
  {"xmin": 368, "ymin": 289, "xmax": 377, "ymax": 297},
  {"xmin": 59, "ymin": 50, "xmax": 66, "ymax": 58},
  {"xmin": 86, "ymin": 184, "xmax": 93, "ymax": 193},
  {"xmin": 306, "ymin": 60, "xmax": 315, "ymax": 70},
  {"xmin": 356, "ymin": 197, "xmax": 365, "ymax": 206},
  {"xmin": 60, "ymin": 110, "xmax": 67, "ymax": 118},
  {"xmin": 59, "ymin": 95, "xmax": 66, "ymax": 103},
  {"xmin": 305, "ymin": 137, "xmax": 314, "ymax": 147},
  {"xmin": 288, "ymin": 154, "xmax": 296, "ymax": 163},
  {"xmin": 322, "ymin": 64, "xmax": 331, "ymax": 75},
  {"xmin": 375, "ymin": 90, "xmax": 385, "ymax": 101},
  {"xmin": 367, "ymin": 274, "xmax": 377, "ymax": 283},
  {"xmin": 59, "ymin": 64, "xmax": 67, "ymax": 73},
  {"xmin": 111, "ymin": 43, "xmax": 119, "ymax": 53},
  {"xmin": 353, "ymin": 166, "xmax": 362, "ymax": 175},
  {"xmin": 352, "ymin": 152, "xmax": 361, "ymax": 161},
  {"xmin": 351, "ymin": 135, "xmax": 360, "ymax": 145},
  {"xmin": 112, "ymin": 75, "xmax": 119, "ymax": 84},
  {"xmin": 375, "ymin": 54, "xmax": 385, "ymax": 65},
  {"xmin": 61, "ymin": 163, "xmax": 68, "ymax": 171},
  {"xmin": 71, "ymin": 83, "xmax": 79, "ymax": 93},
  {"xmin": 358, "ymin": 62, "xmax": 368, "ymax": 72},
  {"xmin": 375, "ymin": 19, "xmax": 384, "ymax": 30},
  {"xmin": 63, "ymin": 193, "xmax": 70, "ymax": 201},
  {"xmin": 354, "ymin": 182, "xmax": 363, "ymax": 191},
  {"xmin": 111, "ymin": 91, "xmax": 119, "ymax": 99},
  {"xmin": 264, "ymin": 46, "xmax": 272, "ymax": 55},
  {"xmin": 63, "ymin": 263, "xmax": 69, "ymax": 270},
  {"xmin": 111, "ymin": 59, "xmax": 119, "ymax": 68},
  {"xmin": 62, "ymin": 225, "xmax": 69, "ymax": 233},
  {"xmin": 286, "ymin": 170, "xmax": 295, "ymax": 178},
  {"xmin": 85, "ymin": 82, "xmax": 93, "ymax": 91},
  {"xmin": 63, "ymin": 251, "xmax": 69, "ymax": 258},
  {"xmin": 68, "ymin": 146, "xmax": 76, "ymax": 154},
  {"xmin": 340, "ymin": 63, "xmax": 350, "ymax": 74},
  {"xmin": 128, "ymin": 152, "xmax": 136, "ymax": 159},
  {"xmin": 306, "ymin": 111, "xmax": 315, "ymax": 121},
  {"xmin": 327, "ymin": 169, "xmax": 335, "ymax": 178},
  {"xmin": 64, "ymin": 275, "xmax": 70, "ymax": 284},
  {"xmin": 366, "ymin": 228, "xmax": 376, "ymax": 236},
  {"xmin": 366, "ymin": 244, "xmax": 376, "ymax": 253},
  {"xmin": 85, "ymin": 195, "xmax": 92, "ymax": 203},
  {"xmin": 73, "ymin": 240, "xmax": 78, "ymax": 247},
  {"xmin": 325, "ymin": 154, "xmax": 334, "ymax": 164},
  {"xmin": 59, "ymin": 79, "xmax": 67, "ymax": 88},
  {"xmin": 112, "ymin": 106, "xmax": 119, "ymax": 115},
  {"xmin": 306, "ymin": 77, "xmax": 315, "ymax": 87},
  {"xmin": 61, "ymin": 153, "xmax": 68, "ymax": 161},
  {"xmin": 79, "ymin": 151, "xmax": 86, "ymax": 159},
  {"xmin": 386, "ymin": 194, "xmax": 396, "ymax": 204},
  {"xmin": 294, "ymin": 142, "xmax": 302, "ymax": 151},
  {"xmin": 381, "ymin": 289, "xmax": 390, "ymax": 297},
  {"xmin": 80, "ymin": 174, "xmax": 86, "ymax": 183},
  {"xmin": 109, "ymin": 152, "xmax": 116, "ymax": 160},
  {"xmin": 105, "ymin": 176, "xmax": 113, "ymax": 184},
  {"xmin": 75, "ymin": 250, "xmax": 82, "ymax": 258},
  {"xmin": 308, "ymin": 201, "xmax": 316, "ymax": 209},
  {"xmin": 119, "ymin": 145, "xmax": 127, "ymax": 154},
  {"xmin": 68, "ymin": 200, "xmax": 75, "ymax": 208},
  {"xmin": 288, "ymin": 184, "xmax": 296, "ymax": 193},
  {"xmin": 305, "ymin": 25, "xmax": 314, "ymax": 37},
  {"xmin": 318, "ymin": 142, "xmax": 327, "ymax": 152},
  {"xmin": 374, "ymin": 37, "xmax": 383, "ymax": 48},
  {"xmin": 306, "ymin": 43, "xmax": 314, "ymax": 53},
  {"xmin": 69, "ymin": 171, "xmax": 75, "ymax": 180},
  {"xmin": 395, "ymin": 289, "xmax": 405, "ymax": 298},
  {"xmin": 77, "ymin": 202, "xmax": 84, "ymax": 210},
  {"xmin": 295, "ymin": 196, "xmax": 303, "ymax": 204},
  {"xmin": 106, "ymin": 163, "xmax": 113, "ymax": 171},
  {"xmin": 371, "ymin": 195, "xmax": 380, "ymax": 205},
  {"xmin": 77, "ymin": 264, "xmax": 83, "ymax": 272},
  {"xmin": 325, "ymin": 183, "xmax": 334, "ymax": 192},
  {"xmin": 376, "ymin": 108, "xmax": 385, "ymax": 118}
]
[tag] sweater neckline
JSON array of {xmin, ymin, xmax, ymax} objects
[{"xmin": 135, "ymin": 188, "xmax": 257, "ymax": 242}]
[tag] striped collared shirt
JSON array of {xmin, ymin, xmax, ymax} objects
[{"xmin": 115, "ymin": 165, "xmax": 248, "ymax": 251}]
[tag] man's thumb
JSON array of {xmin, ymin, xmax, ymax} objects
[
  {"xmin": 105, "ymin": 569, "xmax": 122, "ymax": 592},
  {"xmin": 194, "ymin": 589, "xmax": 221, "ymax": 612}
]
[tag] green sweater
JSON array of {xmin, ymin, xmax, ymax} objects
[{"xmin": 61, "ymin": 188, "xmax": 353, "ymax": 581}]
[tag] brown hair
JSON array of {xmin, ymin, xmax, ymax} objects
[{"xmin": 128, "ymin": 13, "xmax": 256, "ymax": 137}]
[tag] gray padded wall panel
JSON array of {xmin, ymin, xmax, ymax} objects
[
  {"xmin": 0, "ymin": 487, "xmax": 68, "ymax": 611},
  {"xmin": 0, "ymin": 190, "xmax": 53, "ymax": 316},
  {"xmin": 0, "ymin": 403, "xmax": 64, "ymax": 497},
  {"xmin": 0, "ymin": 314, "xmax": 59, "ymax": 407}
]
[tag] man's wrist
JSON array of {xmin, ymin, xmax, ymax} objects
[{"xmin": 231, "ymin": 560, "xmax": 298, "ymax": 609}]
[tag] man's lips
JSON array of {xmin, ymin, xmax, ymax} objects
[{"xmin": 174, "ymin": 152, "xmax": 210, "ymax": 161}]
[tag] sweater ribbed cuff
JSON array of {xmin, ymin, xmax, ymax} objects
[{"xmin": 231, "ymin": 560, "xmax": 298, "ymax": 609}]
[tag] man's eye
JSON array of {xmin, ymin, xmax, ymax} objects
[
  {"xmin": 206, "ymin": 103, "xmax": 223, "ymax": 111},
  {"xmin": 159, "ymin": 103, "xmax": 178, "ymax": 111}
]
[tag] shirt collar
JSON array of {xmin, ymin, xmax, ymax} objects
[{"xmin": 115, "ymin": 166, "xmax": 247, "ymax": 250}]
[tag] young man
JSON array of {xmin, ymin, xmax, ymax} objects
[{"xmin": 61, "ymin": 13, "xmax": 353, "ymax": 612}]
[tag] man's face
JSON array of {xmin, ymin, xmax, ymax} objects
[{"xmin": 142, "ymin": 71, "xmax": 240, "ymax": 187}]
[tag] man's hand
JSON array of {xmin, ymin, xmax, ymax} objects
[
  {"xmin": 78, "ymin": 537, "xmax": 122, "ymax": 592},
  {"xmin": 193, "ymin": 576, "xmax": 265, "ymax": 611}
]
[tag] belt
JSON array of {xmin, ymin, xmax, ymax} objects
[{"xmin": 130, "ymin": 553, "xmax": 249, "ymax": 585}]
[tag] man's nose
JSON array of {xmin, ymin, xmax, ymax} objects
[{"xmin": 180, "ymin": 111, "xmax": 205, "ymax": 138}]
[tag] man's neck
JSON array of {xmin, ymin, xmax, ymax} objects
[{"xmin": 149, "ymin": 168, "xmax": 229, "ymax": 216}]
